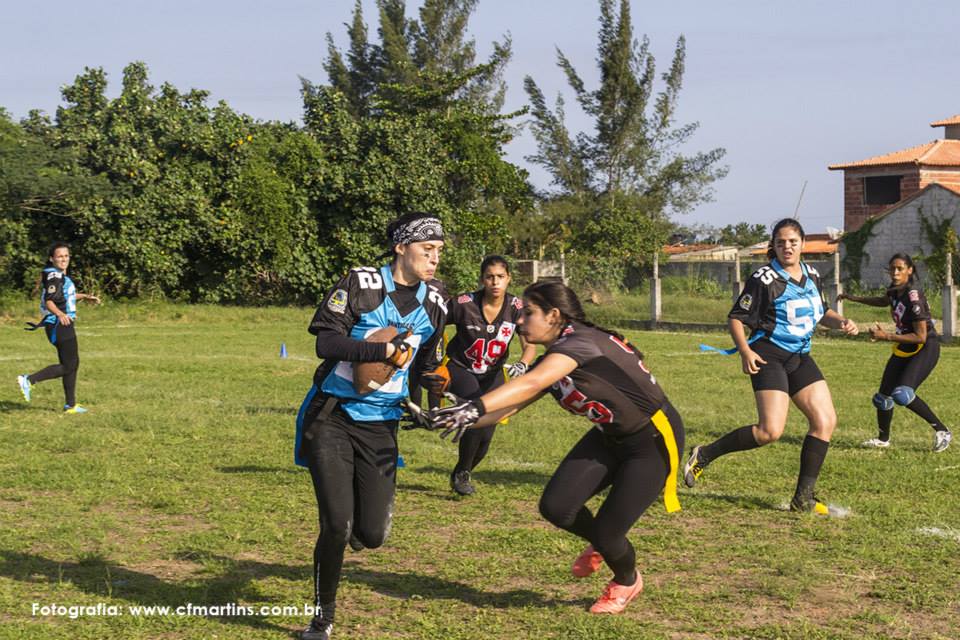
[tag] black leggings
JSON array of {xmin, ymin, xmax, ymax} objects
[
  {"xmin": 302, "ymin": 401, "xmax": 398, "ymax": 606},
  {"xmin": 29, "ymin": 325, "xmax": 79, "ymax": 407},
  {"xmin": 538, "ymin": 401, "xmax": 684, "ymax": 585},
  {"xmin": 449, "ymin": 364, "xmax": 506, "ymax": 475}
]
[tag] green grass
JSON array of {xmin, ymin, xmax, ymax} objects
[{"xmin": 1, "ymin": 300, "xmax": 958, "ymax": 639}]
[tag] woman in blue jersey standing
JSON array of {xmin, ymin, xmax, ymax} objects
[
  {"xmin": 294, "ymin": 212, "xmax": 448, "ymax": 640},
  {"xmin": 17, "ymin": 242, "xmax": 100, "ymax": 413},
  {"xmin": 683, "ymin": 218, "xmax": 859, "ymax": 515}
]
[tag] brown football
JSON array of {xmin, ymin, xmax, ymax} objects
[{"xmin": 354, "ymin": 325, "xmax": 401, "ymax": 395}]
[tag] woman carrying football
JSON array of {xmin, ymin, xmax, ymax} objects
[
  {"xmin": 838, "ymin": 253, "xmax": 952, "ymax": 451},
  {"xmin": 430, "ymin": 280, "xmax": 684, "ymax": 615},
  {"xmin": 293, "ymin": 212, "xmax": 448, "ymax": 640},
  {"xmin": 683, "ymin": 218, "xmax": 859, "ymax": 515},
  {"xmin": 442, "ymin": 255, "xmax": 536, "ymax": 495}
]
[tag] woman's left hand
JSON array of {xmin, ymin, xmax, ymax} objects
[{"xmin": 869, "ymin": 322, "xmax": 886, "ymax": 341}]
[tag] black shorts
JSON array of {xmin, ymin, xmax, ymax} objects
[
  {"xmin": 749, "ymin": 339, "xmax": 824, "ymax": 396},
  {"xmin": 879, "ymin": 339, "xmax": 940, "ymax": 393}
]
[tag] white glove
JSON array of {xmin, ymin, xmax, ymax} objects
[{"xmin": 506, "ymin": 361, "xmax": 528, "ymax": 377}]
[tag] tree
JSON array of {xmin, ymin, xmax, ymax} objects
[
  {"xmin": 523, "ymin": 0, "xmax": 727, "ymax": 288},
  {"xmin": 719, "ymin": 222, "xmax": 767, "ymax": 247},
  {"xmin": 308, "ymin": 0, "xmax": 529, "ymax": 291}
]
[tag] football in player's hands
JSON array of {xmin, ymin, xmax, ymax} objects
[{"xmin": 354, "ymin": 326, "xmax": 410, "ymax": 394}]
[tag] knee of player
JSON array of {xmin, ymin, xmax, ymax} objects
[
  {"xmin": 753, "ymin": 424, "xmax": 783, "ymax": 445},
  {"xmin": 891, "ymin": 386, "xmax": 916, "ymax": 406},
  {"xmin": 353, "ymin": 519, "xmax": 392, "ymax": 549},
  {"xmin": 538, "ymin": 494, "xmax": 574, "ymax": 527},
  {"xmin": 322, "ymin": 519, "xmax": 352, "ymax": 547},
  {"xmin": 872, "ymin": 392, "xmax": 894, "ymax": 411}
]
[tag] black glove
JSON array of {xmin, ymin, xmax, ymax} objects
[
  {"xmin": 400, "ymin": 399, "xmax": 435, "ymax": 431},
  {"xmin": 430, "ymin": 395, "xmax": 485, "ymax": 443},
  {"xmin": 386, "ymin": 332, "xmax": 413, "ymax": 368}
]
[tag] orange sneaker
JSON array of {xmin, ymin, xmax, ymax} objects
[
  {"xmin": 589, "ymin": 574, "xmax": 644, "ymax": 614},
  {"xmin": 571, "ymin": 544, "xmax": 604, "ymax": 578}
]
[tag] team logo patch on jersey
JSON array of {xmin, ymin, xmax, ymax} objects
[
  {"xmin": 327, "ymin": 289, "xmax": 348, "ymax": 314},
  {"xmin": 486, "ymin": 325, "xmax": 495, "ymax": 333},
  {"xmin": 458, "ymin": 294, "xmax": 472, "ymax": 304},
  {"xmin": 909, "ymin": 290, "xmax": 920, "ymax": 302},
  {"xmin": 913, "ymin": 304, "xmax": 921, "ymax": 314},
  {"xmin": 47, "ymin": 285, "xmax": 56, "ymax": 294},
  {"xmin": 739, "ymin": 294, "xmax": 753, "ymax": 311},
  {"xmin": 512, "ymin": 297, "xmax": 523, "ymax": 310}
]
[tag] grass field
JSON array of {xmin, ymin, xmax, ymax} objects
[{"xmin": 1, "ymin": 300, "xmax": 958, "ymax": 639}]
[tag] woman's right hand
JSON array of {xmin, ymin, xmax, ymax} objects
[{"xmin": 739, "ymin": 347, "xmax": 766, "ymax": 375}]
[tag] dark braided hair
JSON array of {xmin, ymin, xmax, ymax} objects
[{"xmin": 522, "ymin": 280, "xmax": 644, "ymax": 360}]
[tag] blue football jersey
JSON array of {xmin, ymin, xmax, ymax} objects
[
  {"xmin": 729, "ymin": 259, "xmax": 827, "ymax": 354},
  {"xmin": 294, "ymin": 264, "xmax": 447, "ymax": 467},
  {"xmin": 40, "ymin": 267, "xmax": 76, "ymax": 324}
]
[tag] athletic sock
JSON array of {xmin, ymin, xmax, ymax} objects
[
  {"xmin": 877, "ymin": 408, "xmax": 893, "ymax": 441},
  {"xmin": 700, "ymin": 425, "xmax": 759, "ymax": 465},
  {"xmin": 906, "ymin": 397, "xmax": 947, "ymax": 431},
  {"xmin": 794, "ymin": 435, "xmax": 829, "ymax": 501},
  {"xmin": 312, "ymin": 601, "xmax": 336, "ymax": 624}
]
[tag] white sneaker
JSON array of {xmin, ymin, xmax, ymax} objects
[
  {"xmin": 861, "ymin": 438, "xmax": 891, "ymax": 449},
  {"xmin": 933, "ymin": 430, "xmax": 952, "ymax": 453}
]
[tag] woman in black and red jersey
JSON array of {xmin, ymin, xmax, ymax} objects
[
  {"xmin": 441, "ymin": 255, "xmax": 537, "ymax": 495},
  {"xmin": 839, "ymin": 253, "xmax": 952, "ymax": 452},
  {"xmin": 429, "ymin": 280, "xmax": 684, "ymax": 615}
]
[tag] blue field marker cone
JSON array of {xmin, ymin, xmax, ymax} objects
[
  {"xmin": 397, "ymin": 454, "xmax": 406, "ymax": 469},
  {"xmin": 280, "ymin": 342, "xmax": 288, "ymax": 358}
]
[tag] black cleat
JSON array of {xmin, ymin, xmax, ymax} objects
[
  {"xmin": 450, "ymin": 470, "xmax": 475, "ymax": 496},
  {"xmin": 683, "ymin": 445, "xmax": 707, "ymax": 488},
  {"xmin": 301, "ymin": 619, "xmax": 333, "ymax": 640}
]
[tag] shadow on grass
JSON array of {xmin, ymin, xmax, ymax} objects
[
  {"xmin": 0, "ymin": 549, "xmax": 297, "ymax": 633},
  {"xmin": 344, "ymin": 565, "xmax": 583, "ymax": 609},
  {"xmin": 217, "ymin": 465, "xmax": 300, "ymax": 475},
  {"xmin": 412, "ymin": 465, "xmax": 552, "ymax": 488},
  {"xmin": 244, "ymin": 406, "xmax": 296, "ymax": 416},
  {"xmin": 685, "ymin": 491, "xmax": 781, "ymax": 511},
  {"xmin": 0, "ymin": 401, "xmax": 32, "ymax": 413}
]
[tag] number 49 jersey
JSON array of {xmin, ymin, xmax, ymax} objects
[
  {"xmin": 729, "ymin": 259, "xmax": 828, "ymax": 354},
  {"xmin": 308, "ymin": 264, "xmax": 447, "ymax": 421},
  {"xmin": 444, "ymin": 291, "xmax": 524, "ymax": 378}
]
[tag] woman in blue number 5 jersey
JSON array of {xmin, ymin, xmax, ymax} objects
[{"xmin": 683, "ymin": 218, "xmax": 859, "ymax": 516}]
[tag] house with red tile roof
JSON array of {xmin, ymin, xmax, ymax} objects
[{"xmin": 829, "ymin": 116, "xmax": 960, "ymax": 231}]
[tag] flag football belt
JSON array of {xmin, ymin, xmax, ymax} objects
[
  {"xmin": 699, "ymin": 330, "xmax": 765, "ymax": 355},
  {"xmin": 650, "ymin": 409, "xmax": 681, "ymax": 514}
]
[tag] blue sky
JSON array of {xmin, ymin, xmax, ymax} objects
[{"xmin": 3, "ymin": 0, "xmax": 959, "ymax": 233}]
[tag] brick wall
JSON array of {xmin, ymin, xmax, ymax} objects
[
  {"xmin": 842, "ymin": 165, "xmax": 920, "ymax": 231},
  {"xmin": 920, "ymin": 168, "xmax": 960, "ymax": 191}
]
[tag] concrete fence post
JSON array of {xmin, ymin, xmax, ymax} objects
[
  {"xmin": 942, "ymin": 251, "xmax": 957, "ymax": 341},
  {"xmin": 830, "ymin": 250, "xmax": 844, "ymax": 317},
  {"xmin": 731, "ymin": 252, "xmax": 743, "ymax": 304},
  {"xmin": 650, "ymin": 252, "xmax": 662, "ymax": 325}
]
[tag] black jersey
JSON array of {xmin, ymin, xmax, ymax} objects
[
  {"xmin": 534, "ymin": 322, "xmax": 666, "ymax": 437},
  {"xmin": 887, "ymin": 284, "xmax": 936, "ymax": 355},
  {"xmin": 445, "ymin": 291, "xmax": 524, "ymax": 378}
]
